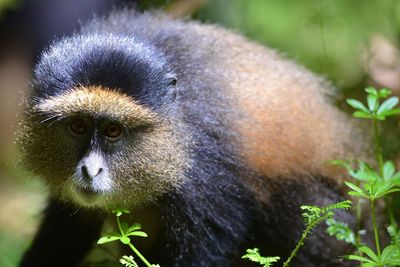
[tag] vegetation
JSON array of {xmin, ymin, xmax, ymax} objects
[
  {"xmin": 243, "ymin": 87, "xmax": 400, "ymax": 266},
  {"xmin": 97, "ymin": 208, "xmax": 160, "ymax": 267},
  {"xmin": 242, "ymin": 201, "xmax": 352, "ymax": 267}
]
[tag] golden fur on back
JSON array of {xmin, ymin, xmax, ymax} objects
[{"xmin": 184, "ymin": 23, "xmax": 359, "ymax": 181}]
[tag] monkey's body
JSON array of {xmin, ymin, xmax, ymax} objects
[{"xmin": 19, "ymin": 10, "xmax": 357, "ymax": 267}]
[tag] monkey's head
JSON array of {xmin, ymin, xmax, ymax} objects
[{"xmin": 17, "ymin": 34, "xmax": 187, "ymax": 208}]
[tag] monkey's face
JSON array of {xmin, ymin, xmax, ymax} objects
[{"xmin": 17, "ymin": 86, "xmax": 186, "ymax": 208}]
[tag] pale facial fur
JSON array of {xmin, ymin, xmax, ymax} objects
[{"xmin": 17, "ymin": 86, "xmax": 187, "ymax": 208}]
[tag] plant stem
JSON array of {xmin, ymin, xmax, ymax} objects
[
  {"xmin": 355, "ymin": 197, "xmax": 363, "ymax": 249},
  {"xmin": 370, "ymin": 199, "xmax": 381, "ymax": 259},
  {"xmin": 373, "ymin": 119, "xmax": 384, "ymax": 177},
  {"xmin": 373, "ymin": 118, "xmax": 396, "ymax": 225},
  {"xmin": 282, "ymin": 227, "xmax": 310, "ymax": 267},
  {"xmin": 128, "ymin": 242, "xmax": 153, "ymax": 267},
  {"xmin": 117, "ymin": 216, "xmax": 124, "ymax": 235}
]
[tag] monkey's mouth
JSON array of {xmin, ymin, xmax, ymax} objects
[
  {"xmin": 73, "ymin": 186, "xmax": 102, "ymax": 204},
  {"xmin": 78, "ymin": 187, "xmax": 98, "ymax": 196}
]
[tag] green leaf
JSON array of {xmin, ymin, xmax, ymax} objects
[
  {"xmin": 119, "ymin": 255, "xmax": 138, "ymax": 267},
  {"xmin": 375, "ymin": 114, "xmax": 386, "ymax": 120},
  {"xmin": 359, "ymin": 246, "xmax": 379, "ymax": 262},
  {"xmin": 383, "ymin": 161, "xmax": 395, "ymax": 180},
  {"xmin": 113, "ymin": 208, "xmax": 130, "ymax": 217},
  {"xmin": 346, "ymin": 99, "xmax": 369, "ymax": 113},
  {"xmin": 242, "ymin": 248, "xmax": 280, "ymax": 267},
  {"xmin": 387, "ymin": 224, "xmax": 400, "ymax": 245},
  {"xmin": 348, "ymin": 191, "xmax": 367, "ymax": 197},
  {"xmin": 322, "ymin": 200, "xmax": 352, "ymax": 212},
  {"xmin": 120, "ymin": 236, "xmax": 131, "ymax": 245},
  {"xmin": 345, "ymin": 182, "xmax": 367, "ymax": 197},
  {"xmin": 97, "ymin": 236, "xmax": 121, "ymax": 244},
  {"xmin": 377, "ymin": 97, "xmax": 399, "ymax": 115},
  {"xmin": 361, "ymin": 262, "xmax": 380, "ymax": 267},
  {"xmin": 126, "ymin": 223, "xmax": 142, "ymax": 234},
  {"xmin": 381, "ymin": 245, "xmax": 400, "ymax": 263},
  {"xmin": 377, "ymin": 188, "xmax": 400, "ymax": 197},
  {"xmin": 379, "ymin": 108, "xmax": 400, "ymax": 117},
  {"xmin": 365, "ymin": 87, "xmax": 378, "ymax": 97},
  {"xmin": 326, "ymin": 218, "xmax": 355, "ymax": 244},
  {"xmin": 349, "ymin": 161, "xmax": 379, "ymax": 182},
  {"xmin": 367, "ymin": 94, "xmax": 378, "ymax": 111},
  {"xmin": 127, "ymin": 231, "xmax": 148, "ymax": 237},
  {"xmin": 378, "ymin": 88, "xmax": 391, "ymax": 98},
  {"xmin": 345, "ymin": 255, "xmax": 374, "ymax": 263},
  {"xmin": 373, "ymin": 186, "xmax": 391, "ymax": 198},
  {"xmin": 120, "ymin": 222, "xmax": 129, "ymax": 233},
  {"xmin": 353, "ymin": 111, "xmax": 373, "ymax": 119}
]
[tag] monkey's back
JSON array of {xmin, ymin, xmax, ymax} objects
[{"xmin": 83, "ymin": 10, "xmax": 357, "ymax": 185}]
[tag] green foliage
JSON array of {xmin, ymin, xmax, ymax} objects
[
  {"xmin": 97, "ymin": 209, "xmax": 159, "ymax": 267},
  {"xmin": 243, "ymin": 201, "xmax": 351, "ymax": 267},
  {"xmin": 242, "ymin": 248, "xmax": 280, "ymax": 267},
  {"xmin": 387, "ymin": 224, "xmax": 400, "ymax": 246},
  {"xmin": 326, "ymin": 218, "xmax": 356, "ymax": 245},
  {"xmin": 200, "ymin": 0, "xmax": 400, "ymax": 88},
  {"xmin": 329, "ymin": 87, "xmax": 400, "ymax": 267},
  {"xmin": 342, "ymin": 160, "xmax": 400, "ymax": 201},
  {"xmin": 345, "ymin": 245, "xmax": 400, "ymax": 266},
  {"xmin": 244, "ymin": 87, "xmax": 400, "ymax": 267},
  {"xmin": 120, "ymin": 255, "xmax": 138, "ymax": 267},
  {"xmin": 346, "ymin": 88, "xmax": 400, "ymax": 121},
  {"xmin": 301, "ymin": 201, "xmax": 352, "ymax": 229}
]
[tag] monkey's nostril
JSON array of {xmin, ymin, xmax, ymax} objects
[
  {"xmin": 81, "ymin": 165, "xmax": 102, "ymax": 179},
  {"xmin": 81, "ymin": 165, "xmax": 90, "ymax": 180}
]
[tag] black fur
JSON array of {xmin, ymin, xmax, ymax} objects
[
  {"xmin": 20, "ymin": 10, "xmax": 356, "ymax": 267},
  {"xmin": 19, "ymin": 199, "xmax": 104, "ymax": 267}
]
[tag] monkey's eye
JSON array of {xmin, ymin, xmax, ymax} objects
[
  {"xmin": 103, "ymin": 123, "xmax": 123, "ymax": 141},
  {"xmin": 69, "ymin": 118, "xmax": 88, "ymax": 136}
]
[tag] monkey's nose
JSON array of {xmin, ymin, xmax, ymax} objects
[
  {"xmin": 78, "ymin": 149, "xmax": 106, "ymax": 181},
  {"xmin": 81, "ymin": 165, "xmax": 103, "ymax": 180}
]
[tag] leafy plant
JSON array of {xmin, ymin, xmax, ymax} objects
[
  {"xmin": 345, "ymin": 245, "xmax": 400, "ymax": 267},
  {"xmin": 343, "ymin": 160, "xmax": 400, "ymax": 201},
  {"xmin": 120, "ymin": 255, "xmax": 139, "ymax": 267},
  {"xmin": 387, "ymin": 224, "xmax": 400, "ymax": 246},
  {"xmin": 281, "ymin": 201, "xmax": 352, "ymax": 267},
  {"xmin": 97, "ymin": 208, "xmax": 160, "ymax": 267},
  {"xmin": 242, "ymin": 248, "xmax": 280, "ymax": 267},
  {"xmin": 330, "ymin": 87, "xmax": 400, "ymax": 266},
  {"xmin": 326, "ymin": 218, "xmax": 356, "ymax": 246},
  {"xmin": 242, "ymin": 200, "xmax": 351, "ymax": 267},
  {"xmin": 244, "ymin": 87, "xmax": 400, "ymax": 267}
]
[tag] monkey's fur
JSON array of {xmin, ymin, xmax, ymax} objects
[{"xmin": 18, "ymin": 10, "xmax": 360, "ymax": 267}]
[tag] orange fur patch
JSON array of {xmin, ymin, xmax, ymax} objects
[
  {"xmin": 34, "ymin": 86, "xmax": 157, "ymax": 127},
  {"xmin": 199, "ymin": 26, "xmax": 359, "ymax": 182}
]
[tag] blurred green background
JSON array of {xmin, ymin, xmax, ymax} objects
[{"xmin": 0, "ymin": 0, "xmax": 399, "ymax": 266}]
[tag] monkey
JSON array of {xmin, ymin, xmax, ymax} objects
[{"xmin": 16, "ymin": 9, "xmax": 362, "ymax": 267}]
